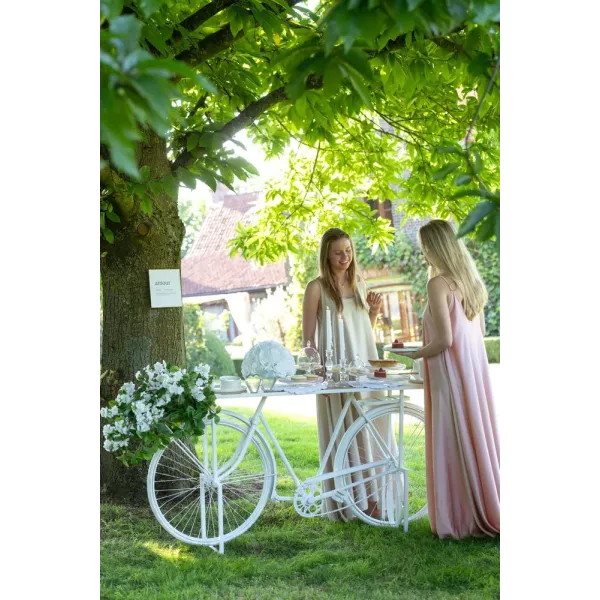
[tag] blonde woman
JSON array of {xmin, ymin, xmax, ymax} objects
[
  {"xmin": 302, "ymin": 228, "xmax": 384, "ymax": 520},
  {"xmin": 397, "ymin": 219, "xmax": 500, "ymax": 539}
]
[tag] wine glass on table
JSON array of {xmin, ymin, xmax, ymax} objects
[{"xmin": 297, "ymin": 341, "xmax": 322, "ymax": 377}]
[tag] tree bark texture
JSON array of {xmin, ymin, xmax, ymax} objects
[{"xmin": 100, "ymin": 132, "xmax": 186, "ymax": 503}]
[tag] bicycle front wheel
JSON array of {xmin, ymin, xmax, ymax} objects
[
  {"xmin": 147, "ymin": 418, "xmax": 275, "ymax": 545},
  {"xmin": 333, "ymin": 402, "xmax": 427, "ymax": 526}
]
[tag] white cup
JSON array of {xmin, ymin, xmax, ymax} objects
[
  {"xmin": 413, "ymin": 359, "xmax": 423, "ymax": 380},
  {"xmin": 220, "ymin": 376, "xmax": 241, "ymax": 391}
]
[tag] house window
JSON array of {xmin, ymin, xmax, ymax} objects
[
  {"xmin": 366, "ymin": 199, "xmax": 394, "ymax": 223},
  {"xmin": 369, "ymin": 284, "xmax": 422, "ymax": 344}
]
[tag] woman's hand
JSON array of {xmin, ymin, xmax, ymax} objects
[{"xmin": 366, "ymin": 292, "xmax": 383, "ymax": 314}]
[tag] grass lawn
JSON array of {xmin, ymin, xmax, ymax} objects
[{"xmin": 101, "ymin": 408, "xmax": 499, "ymax": 600}]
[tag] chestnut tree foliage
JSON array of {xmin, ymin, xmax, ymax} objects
[{"xmin": 101, "ymin": 0, "xmax": 499, "ymax": 256}]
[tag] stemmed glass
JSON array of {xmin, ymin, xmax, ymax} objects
[
  {"xmin": 297, "ymin": 341, "xmax": 322, "ymax": 376},
  {"xmin": 324, "ymin": 349, "xmax": 334, "ymax": 384},
  {"xmin": 348, "ymin": 354, "xmax": 365, "ymax": 381}
]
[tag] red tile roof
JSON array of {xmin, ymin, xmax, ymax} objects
[{"xmin": 181, "ymin": 192, "xmax": 289, "ymax": 297}]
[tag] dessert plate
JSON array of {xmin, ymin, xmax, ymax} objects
[
  {"xmin": 367, "ymin": 374, "xmax": 409, "ymax": 382},
  {"xmin": 383, "ymin": 344, "xmax": 421, "ymax": 353},
  {"xmin": 279, "ymin": 376, "xmax": 324, "ymax": 385}
]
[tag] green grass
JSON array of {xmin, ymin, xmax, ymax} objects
[
  {"xmin": 101, "ymin": 409, "xmax": 499, "ymax": 600},
  {"xmin": 484, "ymin": 338, "xmax": 500, "ymax": 363}
]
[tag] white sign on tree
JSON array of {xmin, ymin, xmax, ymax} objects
[{"xmin": 148, "ymin": 269, "xmax": 183, "ymax": 308}]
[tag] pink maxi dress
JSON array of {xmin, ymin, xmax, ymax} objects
[{"xmin": 422, "ymin": 282, "xmax": 500, "ymax": 539}]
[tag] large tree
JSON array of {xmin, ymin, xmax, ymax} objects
[{"xmin": 100, "ymin": 0, "xmax": 499, "ymax": 500}]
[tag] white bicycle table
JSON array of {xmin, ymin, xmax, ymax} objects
[{"xmin": 147, "ymin": 381, "xmax": 426, "ymax": 554}]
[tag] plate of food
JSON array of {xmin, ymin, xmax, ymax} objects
[
  {"xmin": 367, "ymin": 371, "xmax": 409, "ymax": 382},
  {"xmin": 279, "ymin": 374, "xmax": 324, "ymax": 385},
  {"xmin": 383, "ymin": 340, "xmax": 422, "ymax": 353},
  {"xmin": 368, "ymin": 359, "xmax": 401, "ymax": 369}
]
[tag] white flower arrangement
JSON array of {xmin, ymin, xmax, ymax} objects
[
  {"xmin": 241, "ymin": 341, "xmax": 296, "ymax": 379},
  {"xmin": 100, "ymin": 361, "xmax": 220, "ymax": 465}
]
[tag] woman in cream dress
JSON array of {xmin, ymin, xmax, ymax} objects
[{"xmin": 302, "ymin": 228, "xmax": 389, "ymax": 521}]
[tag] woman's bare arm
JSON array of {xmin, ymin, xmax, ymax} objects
[
  {"xmin": 399, "ymin": 277, "xmax": 453, "ymax": 360},
  {"xmin": 302, "ymin": 279, "xmax": 321, "ymax": 348},
  {"xmin": 479, "ymin": 312, "xmax": 486, "ymax": 337}
]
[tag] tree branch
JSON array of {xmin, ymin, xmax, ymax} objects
[
  {"xmin": 171, "ymin": 0, "xmax": 240, "ymax": 45},
  {"xmin": 171, "ymin": 75, "xmax": 323, "ymax": 172},
  {"xmin": 175, "ymin": 26, "xmax": 241, "ymax": 67},
  {"xmin": 175, "ymin": 0, "xmax": 305, "ymax": 67}
]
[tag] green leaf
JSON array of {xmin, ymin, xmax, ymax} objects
[
  {"xmin": 187, "ymin": 133, "xmax": 199, "ymax": 152},
  {"xmin": 431, "ymin": 162, "xmax": 459, "ymax": 181},
  {"xmin": 138, "ymin": 0, "xmax": 162, "ymax": 18},
  {"xmin": 140, "ymin": 197, "xmax": 153, "ymax": 215},
  {"xmin": 194, "ymin": 169, "xmax": 218, "ymax": 192},
  {"xmin": 102, "ymin": 227, "xmax": 115, "ymax": 243},
  {"xmin": 143, "ymin": 22, "xmax": 169, "ymax": 55},
  {"xmin": 472, "ymin": 149, "xmax": 483, "ymax": 174},
  {"xmin": 161, "ymin": 175, "xmax": 179, "ymax": 199},
  {"xmin": 454, "ymin": 173, "xmax": 473, "ymax": 186},
  {"xmin": 468, "ymin": 53, "xmax": 492, "ymax": 77},
  {"xmin": 101, "ymin": 0, "xmax": 123, "ymax": 20},
  {"xmin": 451, "ymin": 188, "xmax": 499, "ymax": 201},
  {"xmin": 407, "ymin": 0, "xmax": 426, "ymax": 10},
  {"xmin": 436, "ymin": 144, "xmax": 464, "ymax": 155},
  {"xmin": 106, "ymin": 211, "xmax": 121, "ymax": 223},
  {"xmin": 475, "ymin": 212, "xmax": 497, "ymax": 242},
  {"xmin": 340, "ymin": 65, "xmax": 372, "ymax": 108},
  {"xmin": 323, "ymin": 61, "xmax": 343, "ymax": 98},
  {"xmin": 136, "ymin": 59, "xmax": 218, "ymax": 94},
  {"xmin": 343, "ymin": 49, "xmax": 374, "ymax": 82},
  {"xmin": 456, "ymin": 201, "xmax": 497, "ymax": 237},
  {"xmin": 178, "ymin": 167, "xmax": 197, "ymax": 190},
  {"xmin": 109, "ymin": 16, "xmax": 144, "ymax": 56},
  {"xmin": 139, "ymin": 165, "xmax": 151, "ymax": 181},
  {"xmin": 472, "ymin": 0, "xmax": 500, "ymax": 24}
]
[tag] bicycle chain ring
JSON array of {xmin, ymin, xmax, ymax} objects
[{"xmin": 293, "ymin": 481, "xmax": 323, "ymax": 517}]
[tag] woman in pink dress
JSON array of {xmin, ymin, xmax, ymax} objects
[{"xmin": 397, "ymin": 220, "xmax": 500, "ymax": 539}]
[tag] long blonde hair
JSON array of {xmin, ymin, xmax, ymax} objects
[
  {"xmin": 418, "ymin": 220, "xmax": 488, "ymax": 320},
  {"xmin": 319, "ymin": 228, "xmax": 368, "ymax": 313}
]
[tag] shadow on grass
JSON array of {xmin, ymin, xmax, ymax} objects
[{"xmin": 101, "ymin": 501, "xmax": 499, "ymax": 600}]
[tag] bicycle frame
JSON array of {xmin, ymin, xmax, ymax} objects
[{"xmin": 215, "ymin": 388, "xmax": 409, "ymax": 527}]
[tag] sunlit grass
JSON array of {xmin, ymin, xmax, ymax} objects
[{"xmin": 102, "ymin": 408, "xmax": 499, "ymax": 600}]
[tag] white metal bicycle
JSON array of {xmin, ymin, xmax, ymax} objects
[{"xmin": 147, "ymin": 383, "xmax": 426, "ymax": 554}]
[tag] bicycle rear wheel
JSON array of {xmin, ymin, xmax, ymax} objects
[
  {"xmin": 147, "ymin": 417, "xmax": 275, "ymax": 545},
  {"xmin": 333, "ymin": 402, "xmax": 427, "ymax": 526}
]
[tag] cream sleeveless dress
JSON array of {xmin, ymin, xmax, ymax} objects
[{"xmin": 314, "ymin": 278, "xmax": 397, "ymax": 520}]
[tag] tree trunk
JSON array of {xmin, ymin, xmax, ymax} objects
[{"xmin": 100, "ymin": 133, "xmax": 186, "ymax": 503}]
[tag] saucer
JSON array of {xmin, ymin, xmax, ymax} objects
[
  {"xmin": 213, "ymin": 383, "xmax": 247, "ymax": 394},
  {"xmin": 280, "ymin": 376, "xmax": 324, "ymax": 385}
]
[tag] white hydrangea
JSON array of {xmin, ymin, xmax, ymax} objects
[
  {"xmin": 194, "ymin": 364, "xmax": 210, "ymax": 378},
  {"xmin": 241, "ymin": 341, "xmax": 296, "ymax": 379},
  {"xmin": 191, "ymin": 386, "xmax": 205, "ymax": 402}
]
